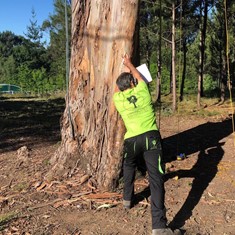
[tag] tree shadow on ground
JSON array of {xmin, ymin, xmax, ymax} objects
[
  {"xmin": 134, "ymin": 118, "xmax": 233, "ymax": 227},
  {"xmin": 0, "ymin": 98, "xmax": 65, "ymax": 153}
]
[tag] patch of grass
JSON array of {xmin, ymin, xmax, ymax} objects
[
  {"xmin": 0, "ymin": 212, "xmax": 18, "ymax": 231},
  {"xmin": 196, "ymin": 109, "xmax": 221, "ymax": 117},
  {"xmin": 12, "ymin": 182, "xmax": 29, "ymax": 192},
  {"xmin": 0, "ymin": 92, "xmax": 66, "ymax": 100},
  {"xmin": 157, "ymin": 94, "xmax": 234, "ymax": 117},
  {"xmin": 161, "ymin": 107, "xmax": 173, "ymax": 116},
  {"xmin": 42, "ymin": 158, "xmax": 51, "ymax": 166}
]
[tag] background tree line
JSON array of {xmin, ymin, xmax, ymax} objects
[
  {"xmin": 139, "ymin": 0, "xmax": 235, "ymax": 109},
  {"xmin": 0, "ymin": 0, "xmax": 234, "ymax": 106},
  {"xmin": 0, "ymin": 0, "xmax": 71, "ymax": 95}
]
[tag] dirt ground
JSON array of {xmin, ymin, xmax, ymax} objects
[{"xmin": 0, "ymin": 97, "xmax": 235, "ymax": 235}]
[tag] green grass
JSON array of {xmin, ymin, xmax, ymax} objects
[
  {"xmin": 155, "ymin": 94, "xmax": 234, "ymax": 117},
  {"xmin": 12, "ymin": 182, "xmax": 30, "ymax": 192},
  {"xmin": 0, "ymin": 91, "xmax": 65, "ymax": 101},
  {"xmin": 0, "ymin": 212, "xmax": 18, "ymax": 231}
]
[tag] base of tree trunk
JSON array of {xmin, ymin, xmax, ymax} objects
[{"xmin": 45, "ymin": 139, "xmax": 79, "ymax": 182}]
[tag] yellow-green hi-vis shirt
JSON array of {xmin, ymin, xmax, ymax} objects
[{"xmin": 113, "ymin": 81, "xmax": 158, "ymax": 139}]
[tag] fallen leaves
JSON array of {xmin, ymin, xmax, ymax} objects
[{"xmin": 29, "ymin": 173, "xmax": 123, "ymax": 211}]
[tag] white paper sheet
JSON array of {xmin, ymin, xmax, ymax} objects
[{"xmin": 136, "ymin": 64, "xmax": 152, "ymax": 83}]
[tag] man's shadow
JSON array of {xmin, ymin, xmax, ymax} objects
[
  {"xmin": 166, "ymin": 143, "xmax": 224, "ymax": 228},
  {"xmin": 162, "ymin": 118, "xmax": 231, "ymax": 163}
]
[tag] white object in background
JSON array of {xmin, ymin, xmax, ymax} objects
[{"xmin": 136, "ymin": 64, "xmax": 152, "ymax": 83}]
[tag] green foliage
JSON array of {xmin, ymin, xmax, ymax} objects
[
  {"xmin": 17, "ymin": 64, "xmax": 32, "ymax": 92},
  {"xmin": 139, "ymin": 0, "xmax": 235, "ymax": 106},
  {"xmin": 0, "ymin": 0, "xmax": 235, "ymax": 101},
  {"xmin": 42, "ymin": 0, "xmax": 71, "ymax": 91},
  {"xmin": 0, "ymin": 1, "xmax": 70, "ymax": 95},
  {"xmin": 24, "ymin": 8, "xmax": 43, "ymax": 46},
  {"xmin": 203, "ymin": 74, "xmax": 219, "ymax": 97},
  {"xmin": 0, "ymin": 212, "xmax": 18, "ymax": 231}
]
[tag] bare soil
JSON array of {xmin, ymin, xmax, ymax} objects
[{"xmin": 0, "ymin": 97, "xmax": 235, "ymax": 235}]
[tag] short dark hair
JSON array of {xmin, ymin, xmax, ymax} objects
[{"xmin": 116, "ymin": 72, "xmax": 133, "ymax": 91}]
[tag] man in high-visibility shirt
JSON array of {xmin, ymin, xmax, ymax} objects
[{"xmin": 113, "ymin": 54, "xmax": 181, "ymax": 235}]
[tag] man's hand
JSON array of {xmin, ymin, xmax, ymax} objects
[
  {"xmin": 122, "ymin": 53, "xmax": 143, "ymax": 82},
  {"xmin": 122, "ymin": 53, "xmax": 132, "ymax": 68}
]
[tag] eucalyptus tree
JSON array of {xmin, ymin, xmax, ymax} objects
[{"xmin": 46, "ymin": 0, "xmax": 139, "ymax": 190}]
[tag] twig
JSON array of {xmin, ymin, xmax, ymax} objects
[
  {"xmin": 84, "ymin": 192, "xmax": 122, "ymax": 199},
  {"xmin": 87, "ymin": 180, "xmax": 96, "ymax": 190},
  {"xmin": 27, "ymin": 198, "xmax": 62, "ymax": 210},
  {"xmin": 0, "ymin": 194, "xmax": 20, "ymax": 203},
  {"xmin": 71, "ymin": 190, "xmax": 93, "ymax": 198}
]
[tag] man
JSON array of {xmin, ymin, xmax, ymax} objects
[{"xmin": 113, "ymin": 54, "xmax": 181, "ymax": 235}]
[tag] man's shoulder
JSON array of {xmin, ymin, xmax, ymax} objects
[
  {"xmin": 136, "ymin": 80, "xmax": 147, "ymax": 88},
  {"xmin": 113, "ymin": 91, "xmax": 121, "ymax": 100},
  {"xmin": 135, "ymin": 81, "xmax": 149, "ymax": 93},
  {"xmin": 113, "ymin": 91, "xmax": 124, "ymax": 106}
]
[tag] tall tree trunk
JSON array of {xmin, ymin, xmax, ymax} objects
[
  {"xmin": 169, "ymin": 63, "xmax": 172, "ymax": 94},
  {"xmin": 201, "ymin": 0, "xmax": 208, "ymax": 98},
  {"xmin": 180, "ymin": 38, "xmax": 187, "ymax": 102},
  {"xmin": 197, "ymin": 0, "xmax": 208, "ymax": 108},
  {"xmin": 172, "ymin": 2, "xmax": 177, "ymax": 112},
  {"xmin": 46, "ymin": 0, "xmax": 139, "ymax": 190},
  {"xmin": 179, "ymin": 0, "xmax": 186, "ymax": 102},
  {"xmin": 219, "ymin": 37, "xmax": 225, "ymax": 103},
  {"xmin": 220, "ymin": 0, "xmax": 229, "ymax": 104},
  {"xmin": 197, "ymin": 30, "xmax": 202, "ymax": 108},
  {"xmin": 156, "ymin": 0, "xmax": 162, "ymax": 103}
]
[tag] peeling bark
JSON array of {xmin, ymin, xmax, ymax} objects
[{"xmin": 46, "ymin": 0, "xmax": 139, "ymax": 190}]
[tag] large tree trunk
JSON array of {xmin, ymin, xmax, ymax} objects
[
  {"xmin": 46, "ymin": 0, "xmax": 139, "ymax": 190},
  {"xmin": 172, "ymin": 2, "xmax": 177, "ymax": 112}
]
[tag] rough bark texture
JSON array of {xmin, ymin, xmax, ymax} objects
[
  {"xmin": 46, "ymin": 0, "xmax": 139, "ymax": 190},
  {"xmin": 172, "ymin": 2, "xmax": 177, "ymax": 112}
]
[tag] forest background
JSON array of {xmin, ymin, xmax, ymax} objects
[{"xmin": 0, "ymin": 0, "xmax": 234, "ymax": 109}]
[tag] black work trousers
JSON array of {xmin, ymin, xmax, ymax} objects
[{"xmin": 123, "ymin": 130, "xmax": 167, "ymax": 229}]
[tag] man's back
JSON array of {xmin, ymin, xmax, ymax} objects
[{"xmin": 113, "ymin": 81, "xmax": 157, "ymax": 139}]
